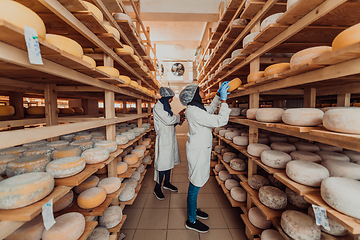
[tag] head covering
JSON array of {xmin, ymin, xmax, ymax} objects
[
  {"xmin": 159, "ymin": 96, "xmax": 173, "ymax": 116},
  {"xmin": 179, "ymin": 84, "xmax": 198, "ymax": 106},
  {"xmin": 188, "ymin": 87, "xmax": 206, "ymax": 111},
  {"xmin": 159, "ymin": 87, "xmax": 175, "ymax": 98}
]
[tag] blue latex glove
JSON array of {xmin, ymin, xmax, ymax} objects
[
  {"xmin": 219, "ymin": 82, "xmax": 230, "ymax": 101},
  {"xmin": 217, "ymin": 81, "xmax": 229, "ymax": 94}
]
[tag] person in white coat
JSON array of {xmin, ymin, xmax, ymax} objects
[
  {"xmin": 179, "ymin": 82, "xmax": 231, "ymax": 233},
  {"xmin": 153, "ymin": 87, "xmax": 185, "ymax": 200}
]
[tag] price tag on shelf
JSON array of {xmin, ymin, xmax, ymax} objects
[
  {"xmin": 312, "ymin": 204, "xmax": 330, "ymax": 231},
  {"xmin": 42, "ymin": 199, "xmax": 56, "ymax": 230},
  {"xmin": 24, "ymin": 25, "xmax": 43, "ymax": 65}
]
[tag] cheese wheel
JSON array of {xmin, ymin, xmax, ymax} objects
[
  {"xmin": 270, "ymin": 142, "xmax": 296, "ymax": 153},
  {"xmin": 248, "ymin": 207, "xmax": 272, "ymax": 229},
  {"xmin": 223, "ymin": 152, "xmax": 237, "ymax": 163},
  {"xmin": 343, "ymin": 150, "xmax": 360, "ymax": 162},
  {"xmin": 219, "ymin": 129, "xmax": 231, "ymax": 137},
  {"xmin": 248, "ymin": 175, "xmax": 270, "ymax": 190},
  {"xmin": 0, "ymin": 172, "xmax": 54, "ymax": 209},
  {"xmin": 130, "ymin": 171, "xmax": 141, "ymax": 181},
  {"xmin": 316, "ymin": 151, "xmax": 349, "ymax": 161},
  {"xmin": 24, "ymin": 146, "xmax": 54, "ymax": 157},
  {"xmin": 116, "ymin": 162, "xmax": 128, "ymax": 175},
  {"xmin": 225, "ymin": 179, "xmax": 240, "ymax": 190},
  {"xmin": 142, "ymin": 140, "xmax": 151, "ymax": 147},
  {"xmin": 115, "ymin": 135, "xmax": 129, "ymax": 145},
  {"xmin": 225, "ymin": 131, "xmax": 239, "ymax": 141},
  {"xmin": 258, "ymin": 137, "xmax": 269, "ymax": 145},
  {"xmin": 321, "ymin": 160, "xmax": 360, "ymax": 179},
  {"xmin": 104, "ymin": 25, "xmax": 120, "ymax": 40},
  {"xmin": 243, "ymin": 32, "xmax": 260, "ymax": 47},
  {"xmin": 286, "ymin": 160, "xmax": 329, "ymax": 187},
  {"xmin": 0, "ymin": 0, "xmax": 46, "ymax": 39},
  {"xmin": 246, "ymin": 108, "xmax": 259, "ymax": 119},
  {"xmin": 290, "ymin": 46, "xmax": 332, "ymax": 68},
  {"xmin": 332, "ymin": 23, "xmax": 360, "ymax": 51},
  {"xmin": 6, "ymin": 155, "xmax": 50, "ymax": 177},
  {"xmin": 42, "ymin": 212, "xmax": 85, "ymax": 240},
  {"xmin": 100, "ymin": 206, "xmax": 123, "ymax": 229},
  {"xmin": 229, "ymin": 108, "xmax": 241, "ymax": 117},
  {"xmin": 281, "ymin": 210, "xmax": 320, "ymax": 240},
  {"xmin": 269, "ymin": 175, "xmax": 286, "ymax": 190},
  {"xmin": 221, "ymin": 148, "xmax": 232, "ymax": 156},
  {"xmin": 81, "ymin": 147, "xmax": 109, "ymax": 164},
  {"xmin": 256, "ymin": 108, "xmax": 284, "ymax": 122},
  {"xmin": 121, "ymin": 132, "xmax": 135, "ymax": 140},
  {"xmin": 77, "ymin": 187, "xmax": 106, "ymax": 209},
  {"xmin": 135, "ymin": 145, "xmax": 146, "ymax": 152},
  {"xmin": 290, "ymin": 151, "xmax": 322, "ymax": 163},
  {"xmin": 119, "ymin": 75, "xmax": 131, "ymax": 84},
  {"xmin": 80, "ymin": 1, "xmax": 103, "ymax": 22},
  {"xmin": 231, "ymin": 48, "xmax": 246, "ymax": 58},
  {"xmin": 46, "ymin": 156, "xmax": 86, "ymax": 178},
  {"xmin": 228, "ymin": 78, "xmax": 242, "ymax": 92},
  {"xmin": 59, "ymin": 108, "xmax": 75, "ymax": 114},
  {"xmin": 247, "ymin": 143, "xmax": 271, "ymax": 157},
  {"xmin": 82, "ymin": 55, "xmax": 96, "ymax": 68},
  {"xmin": 0, "ymin": 154, "xmax": 20, "ymax": 175},
  {"xmin": 282, "ymin": 108, "xmax": 324, "ymax": 126},
  {"xmin": 51, "ymin": 146, "xmax": 81, "ymax": 160},
  {"xmin": 113, "ymin": 13, "xmax": 133, "ymax": 25},
  {"xmin": 230, "ymin": 159, "xmax": 247, "ymax": 171},
  {"xmin": 230, "ymin": 187, "xmax": 246, "ymax": 202},
  {"xmin": 5, "ymin": 214, "xmax": 44, "ymax": 240},
  {"xmin": 96, "ymin": 66, "xmax": 120, "ymax": 78},
  {"xmin": 294, "ymin": 142, "xmax": 320, "ymax": 152},
  {"xmin": 137, "ymin": 164, "xmax": 145, "ymax": 173},
  {"xmin": 60, "ymin": 134, "xmax": 75, "ymax": 142},
  {"xmin": 73, "ymin": 133, "xmax": 92, "ymax": 141},
  {"xmin": 95, "ymin": 141, "xmax": 117, "ymax": 153},
  {"xmin": 70, "ymin": 139, "xmax": 94, "ymax": 151},
  {"xmin": 46, "ymin": 34, "xmax": 83, "ymax": 58},
  {"xmin": 285, "ymin": 187, "xmax": 310, "ymax": 209},
  {"xmin": 74, "ymin": 175, "xmax": 99, "ymax": 194},
  {"xmin": 261, "ymin": 229, "xmax": 285, "ymax": 240},
  {"xmin": 218, "ymin": 170, "xmax": 231, "ymax": 181},
  {"xmin": 131, "ymin": 149, "xmax": 144, "ymax": 158},
  {"xmin": 87, "ymin": 227, "xmax": 109, "ymax": 240},
  {"xmin": 47, "ymin": 140, "xmax": 70, "ymax": 149},
  {"xmin": 214, "ymin": 127, "xmax": 226, "ymax": 134},
  {"xmin": 232, "ymin": 136, "xmax": 248, "ymax": 146},
  {"xmin": 53, "ymin": 190, "xmax": 73, "ymax": 212},
  {"xmin": 247, "ymin": 72, "xmax": 264, "ymax": 83},
  {"xmin": 26, "ymin": 106, "xmax": 45, "ymax": 115},
  {"xmin": 98, "ymin": 177, "xmax": 121, "ymax": 194},
  {"xmin": 114, "ymin": 45, "xmax": 134, "ymax": 55},
  {"xmin": 0, "ymin": 105, "xmax": 15, "ymax": 116},
  {"xmin": 215, "ymin": 164, "xmax": 225, "ymax": 172},
  {"xmin": 123, "ymin": 178, "xmax": 137, "ymax": 189},
  {"xmin": 264, "ymin": 63, "xmax": 290, "ymax": 77},
  {"xmin": 259, "ymin": 186, "xmax": 287, "ymax": 210},
  {"xmin": 315, "ymin": 142, "xmax": 342, "ymax": 152},
  {"xmin": 323, "ymin": 108, "xmax": 360, "ymax": 134},
  {"xmin": 22, "ymin": 140, "xmax": 47, "ymax": 149},
  {"xmin": 260, "ymin": 13, "xmax": 284, "ymax": 31},
  {"xmin": 123, "ymin": 154, "xmax": 138, "ymax": 165}
]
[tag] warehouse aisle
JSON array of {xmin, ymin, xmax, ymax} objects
[{"xmin": 121, "ymin": 135, "xmax": 247, "ymax": 240}]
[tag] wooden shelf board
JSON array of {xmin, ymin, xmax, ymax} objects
[
  {"xmin": 215, "ymin": 176, "xmax": 226, "ymax": 190},
  {"xmin": 73, "ymin": 12, "xmax": 108, "ymax": 34},
  {"xmin": 237, "ymin": 174, "xmax": 248, "ymax": 183},
  {"xmin": 78, "ymin": 68, "xmax": 112, "ymax": 78},
  {"xmin": 313, "ymin": 42, "xmax": 360, "ymax": 65},
  {"xmin": 78, "ymin": 221, "xmax": 98, "ymax": 240},
  {"xmin": 91, "ymin": 149, "xmax": 123, "ymax": 170},
  {"xmin": 119, "ymin": 192, "xmax": 138, "ymax": 205},
  {"xmin": 118, "ymin": 133, "xmax": 146, "ymax": 149},
  {"xmin": 240, "ymin": 0, "xmax": 266, "ymax": 19},
  {"xmin": 213, "ymin": 168, "xmax": 218, "ymax": 176},
  {"xmin": 274, "ymin": 172, "xmax": 319, "ymax": 196},
  {"xmin": 57, "ymin": 197, "xmax": 112, "ymax": 217},
  {"xmin": 254, "ymin": 24, "xmax": 288, "ymax": 43},
  {"xmin": 225, "ymin": 192, "xmax": 246, "ymax": 208},
  {"xmin": 143, "ymin": 159, "xmax": 153, "ymax": 165},
  {"xmin": 97, "ymin": 33, "xmax": 123, "ymax": 48},
  {"xmin": 108, "ymin": 214, "xmax": 127, "ymax": 233},
  {"xmin": 99, "ymin": 77, "xmax": 126, "ymax": 85},
  {"xmin": 252, "ymin": 157, "xmax": 285, "ymax": 174},
  {"xmin": 210, "ymin": 160, "xmax": 217, "ymax": 168},
  {"xmin": 140, "ymin": 169, "xmax": 148, "ymax": 176},
  {"xmin": 118, "ymin": 168, "xmax": 136, "ymax": 178},
  {"xmin": 275, "ymin": 123, "xmax": 325, "ymax": 133},
  {"xmin": 221, "ymin": 159, "xmax": 247, "ymax": 175},
  {"xmin": 278, "ymin": 63, "xmax": 325, "ymax": 78},
  {"xmin": 55, "ymin": 165, "xmax": 98, "ymax": 186},
  {"xmin": 227, "ymin": 25, "xmax": 247, "ymax": 39},
  {"xmin": 310, "ymin": 129, "xmax": 360, "ymax": 145},
  {"xmin": 0, "ymin": 186, "xmax": 71, "ymax": 221},
  {"xmin": 108, "ymin": 183, "xmax": 126, "ymax": 199},
  {"xmin": 241, "ymin": 214, "xmax": 263, "ymax": 236},
  {"xmin": 135, "ymin": 183, "xmax": 142, "ymax": 193}
]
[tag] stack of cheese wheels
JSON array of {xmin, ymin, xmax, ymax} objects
[
  {"xmin": 47, "ymin": 140, "xmax": 70, "ymax": 149},
  {"xmin": 74, "ymin": 175, "xmax": 99, "ymax": 194},
  {"xmin": 119, "ymin": 75, "xmax": 131, "ymax": 84},
  {"xmin": 118, "ymin": 185, "xmax": 135, "ymax": 202},
  {"xmin": 82, "ymin": 55, "xmax": 96, "ymax": 68},
  {"xmin": 281, "ymin": 210, "xmax": 320, "ymax": 240},
  {"xmin": 285, "ymin": 188, "xmax": 310, "ymax": 209},
  {"xmin": 290, "ymin": 46, "xmax": 332, "ymax": 69},
  {"xmin": 323, "ymin": 108, "xmax": 360, "ymax": 134},
  {"xmin": 282, "ymin": 108, "xmax": 324, "ymax": 126},
  {"xmin": 87, "ymin": 227, "xmax": 109, "ymax": 240},
  {"xmin": 23, "ymin": 146, "xmax": 54, "ymax": 157},
  {"xmin": 100, "ymin": 206, "xmax": 123, "ymax": 228},
  {"xmin": 0, "ymin": 154, "xmax": 19, "ymax": 175},
  {"xmin": 98, "ymin": 177, "xmax": 121, "ymax": 194},
  {"xmin": 51, "ymin": 146, "xmax": 81, "ymax": 160},
  {"xmin": 332, "ymin": 23, "xmax": 360, "ymax": 51},
  {"xmin": 26, "ymin": 106, "xmax": 45, "ymax": 115},
  {"xmin": 77, "ymin": 187, "xmax": 106, "ymax": 209},
  {"xmin": 243, "ymin": 32, "xmax": 260, "ymax": 47},
  {"xmin": 248, "ymin": 175, "xmax": 270, "ymax": 190},
  {"xmin": 53, "ymin": 190, "xmax": 74, "ymax": 212},
  {"xmin": 230, "ymin": 187, "xmax": 247, "ymax": 202},
  {"xmin": 123, "ymin": 154, "xmax": 138, "ymax": 165},
  {"xmin": 114, "ymin": 45, "xmax": 134, "ymax": 55},
  {"xmin": 256, "ymin": 108, "xmax": 284, "ymax": 122},
  {"xmin": 46, "ymin": 34, "xmax": 83, "ymax": 58},
  {"xmin": 6, "ymin": 155, "xmax": 50, "ymax": 177},
  {"xmin": 80, "ymin": 1, "xmax": 103, "ymax": 22},
  {"xmin": 42, "ymin": 212, "xmax": 85, "ymax": 240},
  {"xmin": 0, "ymin": 105, "xmax": 15, "ymax": 116},
  {"xmin": 227, "ymin": 78, "xmax": 242, "ymax": 92},
  {"xmin": 96, "ymin": 66, "xmax": 120, "ymax": 78},
  {"xmin": 264, "ymin": 63, "xmax": 290, "ymax": 77},
  {"xmin": 70, "ymin": 139, "xmax": 94, "ymax": 151},
  {"xmin": 0, "ymin": 146, "xmax": 27, "ymax": 156},
  {"xmin": 259, "ymin": 186, "xmax": 287, "ymax": 210},
  {"xmin": 0, "ymin": 172, "xmax": 54, "ymax": 209},
  {"xmin": 81, "ymin": 147, "xmax": 110, "ymax": 164},
  {"xmin": 6, "ymin": 214, "xmax": 44, "ymax": 240},
  {"xmin": 46, "ymin": 156, "xmax": 86, "ymax": 178},
  {"xmin": 248, "ymin": 207, "xmax": 272, "ymax": 229},
  {"xmin": 286, "ymin": 160, "xmax": 329, "ymax": 187},
  {"xmin": 247, "ymin": 72, "xmax": 264, "ymax": 83}
]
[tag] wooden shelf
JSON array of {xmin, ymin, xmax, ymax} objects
[
  {"xmin": 78, "ymin": 221, "xmax": 98, "ymax": 240},
  {"xmin": 143, "ymin": 159, "xmax": 153, "ymax": 165},
  {"xmin": 57, "ymin": 197, "xmax": 112, "ymax": 216},
  {"xmin": 118, "ymin": 168, "xmax": 136, "ymax": 179},
  {"xmin": 107, "ymin": 183, "xmax": 126, "ymax": 199},
  {"xmin": 313, "ymin": 42, "xmax": 360, "ymax": 66},
  {"xmin": 118, "ymin": 132, "xmax": 147, "ymax": 149},
  {"xmin": 119, "ymin": 193, "xmax": 138, "ymax": 205},
  {"xmin": 0, "ymin": 186, "xmax": 71, "ymax": 221},
  {"xmin": 241, "ymin": 214, "xmax": 263, "ymax": 236},
  {"xmin": 210, "ymin": 160, "xmax": 217, "ymax": 168},
  {"xmin": 108, "ymin": 214, "xmax": 127, "ymax": 233},
  {"xmin": 116, "ymin": 20, "xmax": 147, "ymax": 56},
  {"xmin": 55, "ymin": 165, "xmax": 98, "ymax": 186},
  {"xmin": 275, "ymin": 123, "xmax": 325, "ymax": 133},
  {"xmin": 271, "ymin": 218, "xmax": 292, "ymax": 240},
  {"xmin": 310, "ymin": 129, "xmax": 360, "ymax": 146},
  {"xmin": 274, "ymin": 172, "xmax": 319, "ymax": 196},
  {"xmin": 213, "ymin": 168, "xmax": 218, "ymax": 176},
  {"xmin": 135, "ymin": 183, "xmax": 142, "ymax": 193},
  {"xmin": 225, "ymin": 192, "xmax": 246, "ymax": 208},
  {"xmin": 140, "ymin": 169, "xmax": 148, "ymax": 176}
]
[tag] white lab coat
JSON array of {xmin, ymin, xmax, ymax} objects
[
  {"xmin": 185, "ymin": 95, "xmax": 231, "ymax": 187},
  {"xmin": 153, "ymin": 101, "xmax": 181, "ymax": 182}
]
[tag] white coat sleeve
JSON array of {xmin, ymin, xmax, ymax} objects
[
  {"xmin": 194, "ymin": 103, "xmax": 231, "ymax": 128},
  {"xmin": 205, "ymin": 94, "xmax": 221, "ymax": 114},
  {"xmin": 154, "ymin": 107, "xmax": 180, "ymax": 126}
]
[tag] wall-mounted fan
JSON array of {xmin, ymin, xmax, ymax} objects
[{"xmin": 171, "ymin": 63, "xmax": 185, "ymax": 76}]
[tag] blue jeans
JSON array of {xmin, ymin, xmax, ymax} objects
[
  {"xmin": 156, "ymin": 169, "xmax": 171, "ymax": 187},
  {"xmin": 187, "ymin": 182, "xmax": 200, "ymax": 223}
]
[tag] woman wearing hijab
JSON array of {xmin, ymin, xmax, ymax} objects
[
  {"xmin": 153, "ymin": 86, "xmax": 185, "ymax": 200},
  {"xmin": 179, "ymin": 82, "xmax": 231, "ymax": 233}
]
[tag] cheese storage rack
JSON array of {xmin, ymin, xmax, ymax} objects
[
  {"xmin": 0, "ymin": 0, "xmax": 158, "ymax": 239},
  {"xmin": 197, "ymin": 0, "xmax": 360, "ymax": 239}
]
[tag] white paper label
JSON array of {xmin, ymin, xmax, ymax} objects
[
  {"xmin": 312, "ymin": 204, "xmax": 330, "ymax": 231},
  {"xmin": 42, "ymin": 199, "xmax": 56, "ymax": 230},
  {"xmin": 24, "ymin": 25, "xmax": 43, "ymax": 65}
]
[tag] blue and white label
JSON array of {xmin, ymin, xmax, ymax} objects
[
  {"xmin": 24, "ymin": 25, "xmax": 43, "ymax": 65},
  {"xmin": 42, "ymin": 199, "xmax": 56, "ymax": 230},
  {"xmin": 312, "ymin": 204, "xmax": 330, "ymax": 231}
]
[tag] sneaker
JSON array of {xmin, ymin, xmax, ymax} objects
[
  {"xmin": 154, "ymin": 186, "xmax": 165, "ymax": 200},
  {"xmin": 163, "ymin": 182, "xmax": 178, "ymax": 192},
  {"xmin": 196, "ymin": 209, "xmax": 209, "ymax": 219},
  {"xmin": 185, "ymin": 219, "xmax": 209, "ymax": 233}
]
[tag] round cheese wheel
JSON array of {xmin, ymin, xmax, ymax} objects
[
  {"xmin": 104, "ymin": 25, "xmax": 120, "ymax": 40},
  {"xmin": 5, "ymin": 214, "xmax": 44, "ymax": 240},
  {"xmin": 228, "ymin": 78, "xmax": 242, "ymax": 92},
  {"xmin": 316, "ymin": 151, "xmax": 350, "ymax": 161},
  {"xmin": 256, "ymin": 108, "xmax": 284, "ymax": 122},
  {"xmin": 282, "ymin": 108, "xmax": 324, "ymax": 126},
  {"xmin": 222, "ymin": 58, "xmax": 232, "ymax": 66},
  {"xmin": 230, "ymin": 187, "xmax": 247, "ymax": 202},
  {"xmin": 225, "ymin": 179, "xmax": 240, "ymax": 190},
  {"xmin": 116, "ymin": 135, "xmax": 129, "ymax": 145},
  {"xmin": 6, "ymin": 155, "xmax": 50, "ymax": 177},
  {"xmin": 268, "ymin": 175, "xmax": 286, "ymax": 190},
  {"xmin": 121, "ymin": 132, "xmax": 135, "ymax": 140},
  {"xmin": 248, "ymin": 207, "xmax": 272, "ymax": 229},
  {"xmin": 77, "ymin": 187, "xmax": 106, "ymax": 209},
  {"xmin": 287, "ymin": 136, "xmax": 300, "ymax": 143},
  {"xmin": 82, "ymin": 55, "xmax": 96, "ymax": 68},
  {"xmin": 135, "ymin": 145, "xmax": 146, "ymax": 152},
  {"xmin": 286, "ymin": 160, "xmax": 329, "ymax": 187},
  {"xmin": 221, "ymin": 148, "xmax": 232, "ymax": 156},
  {"xmin": 232, "ymin": 136, "xmax": 249, "ymax": 146},
  {"xmin": 248, "ymin": 175, "xmax": 270, "ymax": 190},
  {"xmin": 247, "ymin": 143, "xmax": 271, "ymax": 157},
  {"xmin": 323, "ymin": 108, "xmax": 360, "ymax": 134},
  {"xmin": 142, "ymin": 140, "xmax": 151, "ymax": 147},
  {"xmin": 215, "ymin": 164, "xmax": 225, "ymax": 172},
  {"xmin": 294, "ymin": 142, "xmax": 320, "ymax": 152},
  {"xmin": 0, "ymin": 154, "xmax": 20, "ymax": 175},
  {"xmin": 59, "ymin": 108, "xmax": 75, "ymax": 114},
  {"xmin": 214, "ymin": 127, "xmax": 226, "ymax": 134},
  {"xmin": 286, "ymin": 0, "xmax": 298, "ymax": 10},
  {"xmin": 332, "ymin": 23, "xmax": 360, "ymax": 51},
  {"xmin": 315, "ymin": 142, "xmax": 342, "ymax": 152},
  {"xmin": 70, "ymin": 139, "xmax": 94, "ymax": 151},
  {"xmin": 123, "ymin": 154, "xmax": 138, "ymax": 165},
  {"xmin": 343, "ymin": 150, "xmax": 360, "ymax": 162},
  {"xmin": 116, "ymin": 161, "xmax": 128, "ymax": 174},
  {"xmin": 100, "ymin": 206, "xmax": 123, "ymax": 229},
  {"xmin": 230, "ymin": 159, "xmax": 247, "ymax": 171},
  {"xmin": 26, "ymin": 106, "xmax": 45, "ymax": 115},
  {"xmin": 73, "ymin": 133, "xmax": 92, "ymax": 141},
  {"xmin": 87, "ymin": 227, "xmax": 109, "ymax": 240},
  {"xmin": 53, "ymin": 190, "xmax": 73, "ymax": 212},
  {"xmin": 24, "ymin": 146, "xmax": 54, "ymax": 157},
  {"xmin": 268, "ymin": 135, "xmax": 288, "ymax": 143},
  {"xmin": 270, "ymin": 142, "xmax": 296, "ymax": 153},
  {"xmin": 0, "ymin": 146, "xmax": 27, "ymax": 156},
  {"xmin": 247, "ymin": 72, "xmax": 264, "ymax": 83},
  {"xmin": 131, "ymin": 149, "xmax": 144, "ymax": 158},
  {"xmin": 229, "ymin": 108, "xmax": 241, "ymax": 117},
  {"xmin": 243, "ymin": 32, "xmax": 260, "ymax": 47},
  {"xmin": 42, "ymin": 212, "xmax": 85, "ymax": 240},
  {"xmin": 74, "ymin": 175, "xmax": 99, "ymax": 194},
  {"xmin": 0, "ymin": 172, "xmax": 54, "ymax": 209},
  {"xmin": 131, "ymin": 171, "xmax": 141, "ymax": 181},
  {"xmin": 259, "ymin": 186, "xmax": 287, "ymax": 210},
  {"xmin": 0, "ymin": 105, "xmax": 15, "ymax": 116},
  {"xmin": 219, "ymin": 130, "xmax": 231, "ymax": 137},
  {"xmin": 47, "ymin": 140, "xmax": 69, "ymax": 149},
  {"xmin": 119, "ymin": 185, "xmax": 135, "ymax": 201},
  {"xmin": 218, "ymin": 170, "xmax": 231, "ymax": 181},
  {"xmin": 246, "ymin": 108, "xmax": 259, "ymax": 119},
  {"xmin": 143, "ymin": 154, "xmax": 151, "ymax": 163},
  {"xmin": 46, "ymin": 34, "xmax": 83, "ymax": 58},
  {"xmin": 119, "ymin": 75, "xmax": 131, "ymax": 84},
  {"xmin": 260, "ymin": 13, "xmax": 284, "ymax": 31},
  {"xmin": 95, "ymin": 141, "xmax": 117, "ymax": 153},
  {"xmin": 261, "ymin": 229, "xmax": 285, "ymax": 240},
  {"xmin": 60, "ymin": 134, "xmax": 75, "ymax": 142},
  {"xmin": 51, "ymin": 146, "xmax": 81, "ymax": 160},
  {"xmin": 23, "ymin": 141, "xmax": 47, "ymax": 149},
  {"xmin": 290, "ymin": 46, "xmax": 332, "ymax": 68},
  {"xmin": 98, "ymin": 177, "xmax": 121, "ymax": 194},
  {"xmin": 81, "ymin": 147, "xmax": 109, "ymax": 164},
  {"xmin": 113, "ymin": 12, "xmax": 132, "ymax": 25},
  {"xmin": 321, "ymin": 160, "xmax": 360, "ymax": 179},
  {"xmin": 232, "ymin": 18, "xmax": 248, "ymax": 26},
  {"xmin": 281, "ymin": 210, "xmax": 320, "ymax": 240},
  {"xmin": 81, "ymin": 1, "xmax": 103, "ymax": 22},
  {"xmin": 0, "ymin": 0, "xmax": 46, "ymax": 39},
  {"xmin": 123, "ymin": 178, "xmax": 137, "ymax": 189},
  {"xmin": 72, "ymin": 107, "xmax": 83, "ymax": 113},
  {"xmin": 231, "ymin": 48, "xmax": 246, "ymax": 58},
  {"xmin": 290, "ymin": 151, "xmax": 321, "ymax": 163},
  {"xmin": 115, "ymin": 45, "xmax": 134, "ymax": 55},
  {"xmin": 96, "ymin": 66, "xmax": 120, "ymax": 78},
  {"xmin": 46, "ymin": 156, "xmax": 85, "ymax": 178},
  {"xmin": 223, "ymin": 152, "xmax": 237, "ymax": 163},
  {"xmin": 285, "ymin": 187, "xmax": 310, "ymax": 209},
  {"xmin": 264, "ymin": 63, "xmax": 290, "ymax": 77},
  {"xmin": 137, "ymin": 164, "xmax": 145, "ymax": 173}
]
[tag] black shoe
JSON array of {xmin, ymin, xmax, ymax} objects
[
  {"xmin": 196, "ymin": 209, "xmax": 209, "ymax": 219},
  {"xmin": 154, "ymin": 186, "xmax": 164, "ymax": 200},
  {"xmin": 163, "ymin": 182, "xmax": 178, "ymax": 192},
  {"xmin": 185, "ymin": 219, "xmax": 209, "ymax": 233}
]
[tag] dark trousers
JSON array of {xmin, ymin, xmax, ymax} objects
[{"xmin": 156, "ymin": 169, "xmax": 171, "ymax": 187}]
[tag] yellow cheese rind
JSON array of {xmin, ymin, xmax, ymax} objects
[
  {"xmin": 46, "ymin": 157, "xmax": 86, "ymax": 178},
  {"xmin": 77, "ymin": 187, "xmax": 107, "ymax": 209},
  {"xmin": 228, "ymin": 78, "xmax": 242, "ymax": 92},
  {"xmin": 264, "ymin": 63, "xmax": 290, "ymax": 77},
  {"xmin": 0, "ymin": 105, "xmax": 15, "ymax": 116},
  {"xmin": 81, "ymin": 1, "xmax": 103, "ymax": 22},
  {"xmin": 123, "ymin": 154, "xmax": 138, "ymax": 165},
  {"xmin": 6, "ymin": 155, "xmax": 51, "ymax": 177},
  {"xmin": 117, "ymin": 161, "xmax": 128, "ymax": 174},
  {"xmin": 247, "ymin": 71, "xmax": 264, "ymax": 83},
  {"xmin": 45, "ymin": 34, "xmax": 83, "ymax": 58},
  {"xmin": 119, "ymin": 75, "xmax": 131, "ymax": 84},
  {"xmin": 82, "ymin": 55, "xmax": 96, "ymax": 68},
  {"xmin": 332, "ymin": 23, "xmax": 360, "ymax": 51},
  {"xmin": 95, "ymin": 140, "xmax": 117, "ymax": 153},
  {"xmin": 26, "ymin": 106, "xmax": 45, "ymax": 115},
  {"xmin": 96, "ymin": 66, "xmax": 120, "ymax": 78},
  {"xmin": 104, "ymin": 25, "xmax": 120, "ymax": 40},
  {"xmin": 114, "ymin": 45, "xmax": 134, "ymax": 55},
  {"xmin": 290, "ymin": 46, "xmax": 332, "ymax": 68}
]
